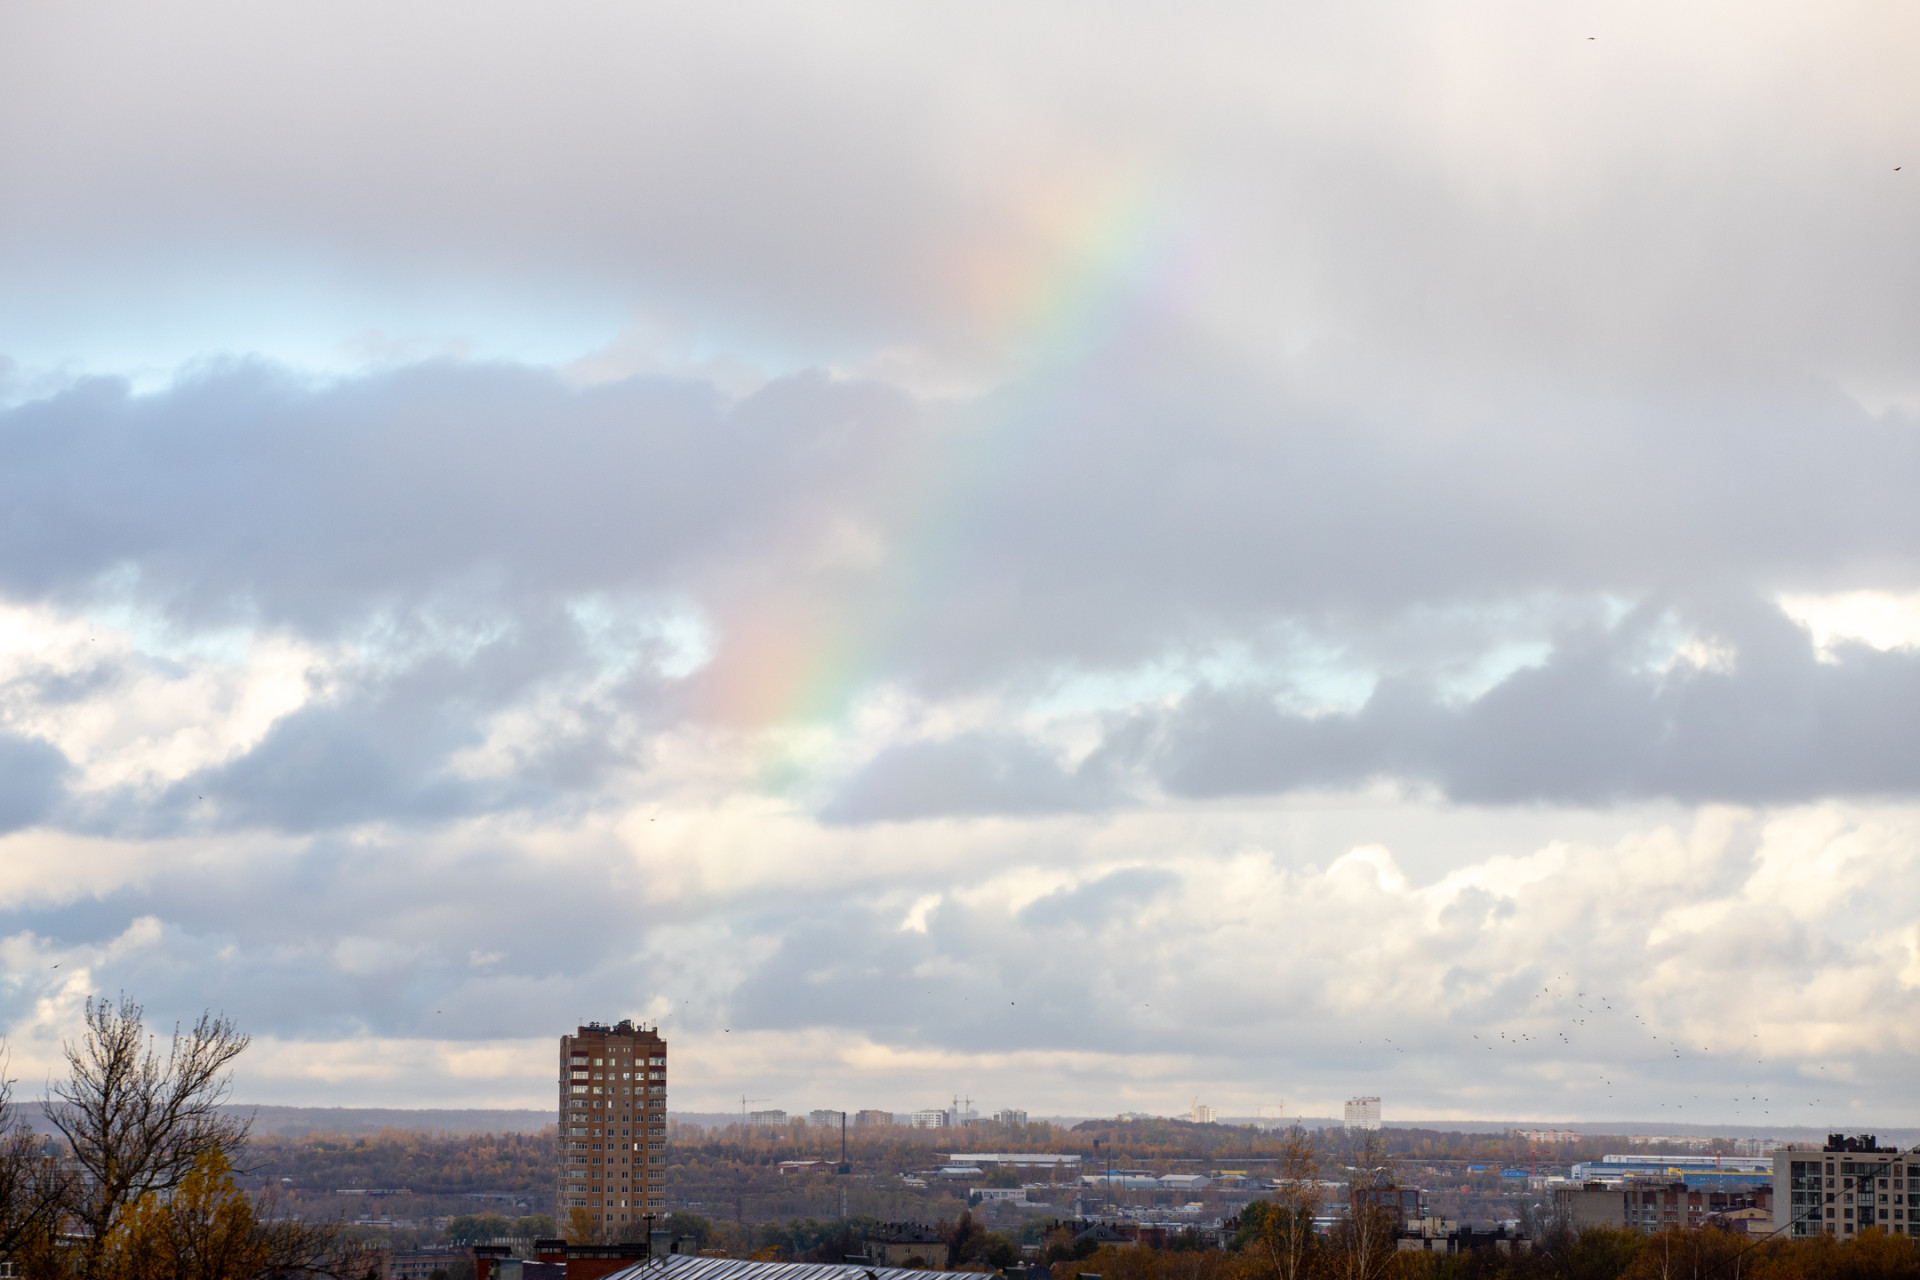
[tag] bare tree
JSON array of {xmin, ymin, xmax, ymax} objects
[
  {"xmin": 1254, "ymin": 1127, "xmax": 1325, "ymax": 1280},
  {"xmin": 0, "ymin": 1054, "xmax": 70, "ymax": 1261},
  {"xmin": 1334, "ymin": 1130, "xmax": 1397, "ymax": 1280},
  {"xmin": 46, "ymin": 995, "xmax": 252, "ymax": 1275}
]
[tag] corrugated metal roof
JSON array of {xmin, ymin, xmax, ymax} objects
[{"xmin": 602, "ymin": 1254, "xmax": 937, "ymax": 1280}]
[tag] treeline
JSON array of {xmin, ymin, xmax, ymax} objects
[
  {"xmin": 673, "ymin": 1115, "xmax": 1731, "ymax": 1172},
  {"xmin": 247, "ymin": 1127, "xmax": 557, "ymax": 1194},
  {"xmin": 1059, "ymin": 1119, "xmax": 1746, "ymax": 1169},
  {"xmin": 1081, "ymin": 1224, "xmax": 1920, "ymax": 1280}
]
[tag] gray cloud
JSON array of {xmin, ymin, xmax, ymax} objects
[
  {"xmin": 0, "ymin": 363, "xmax": 911, "ymax": 631},
  {"xmin": 818, "ymin": 731, "xmax": 1122, "ymax": 824},
  {"xmin": 0, "ymin": 732, "xmax": 68, "ymax": 833},
  {"xmin": 5, "ymin": 359, "xmax": 1920, "ymax": 833},
  {"xmin": 1152, "ymin": 603, "xmax": 1920, "ymax": 806}
]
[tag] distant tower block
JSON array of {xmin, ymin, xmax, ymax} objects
[
  {"xmin": 1345, "ymin": 1096, "xmax": 1382, "ymax": 1131},
  {"xmin": 558, "ymin": 1019, "xmax": 667, "ymax": 1229},
  {"xmin": 1189, "ymin": 1098, "xmax": 1217, "ymax": 1124}
]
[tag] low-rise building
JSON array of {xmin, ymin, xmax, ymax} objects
[
  {"xmin": 1773, "ymin": 1135, "xmax": 1919, "ymax": 1239},
  {"xmin": 1353, "ymin": 1186, "xmax": 1428, "ymax": 1228},
  {"xmin": 865, "ymin": 1223, "xmax": 948, "ymax": 1268},
  {"xmin": 1396, "ymin": 1225, "xmax": 1528, "ymax": 1255},
  {"xmin": 1556, "ymin": 1182, "xmax": 1772, "ymax": 1233}
]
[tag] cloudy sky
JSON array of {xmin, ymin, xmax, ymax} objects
[{"xmin": 2, "ymin": 0, "xmax": 1918, "ymax": 1129}]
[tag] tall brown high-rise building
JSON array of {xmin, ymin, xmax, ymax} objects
[{"xmin": 557, "ymin": 1019, "xmax": 667, "ymax": 1228}]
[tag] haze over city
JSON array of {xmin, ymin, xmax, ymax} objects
[{"xmin": 1, "ymin": 1, "xmax": 1917, "ymax": 1129}]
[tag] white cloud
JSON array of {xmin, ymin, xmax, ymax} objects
[{"xmin": 1779, "ymin": 591, "xmax": 1920, "ymax": 659}]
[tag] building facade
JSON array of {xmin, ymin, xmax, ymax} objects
[
  {"xmin": 1345, "ymin": 1097, "xmax": 1382, "ymax": 1131},
  {"xmin": 854, "ymin": 1109, "xmax": 894, "ymax": 1127},
  {"xmin": 558, "ymin": 1019, "xmax": 668, "ymax": 1228},
  {"xmin": 1556, "ymin": 1183, "xmax": 1772, "ymax": 1233},
  {"xmin": 1773, "ymin": 1136, "xmax": 1918, "ymax": 1238},
  {"xmin": 865, "ymin": 1223, "xmax": 949, "ymax": 1268}
]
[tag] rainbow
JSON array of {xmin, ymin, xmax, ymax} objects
[{"xmin": 701, "ymin": 160, "xmax": 1196, "ymax": 744}]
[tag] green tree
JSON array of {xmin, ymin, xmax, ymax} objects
[{"xmin": 665, "ymin": 1211, "xmax": 713, "ymax": 1250}]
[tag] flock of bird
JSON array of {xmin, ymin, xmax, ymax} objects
[{"xmin": 1353, "ymin": 971, "xmax": 1831, "ymax": 1121}]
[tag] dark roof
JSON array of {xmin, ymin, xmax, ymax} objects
[
  {"xmin": 866, "ymin": 1222, "xmax": 944, "ymax": 1244},
  {"xmin": 601, "ymin": 1256, "xmax": 930, "ymax": 1280}
]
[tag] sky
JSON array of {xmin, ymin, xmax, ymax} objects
[{"xmin": 1, "ymin": 0, "xmax": 1918, "ymax": 1129}]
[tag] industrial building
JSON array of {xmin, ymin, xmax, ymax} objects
[
  {"xmin": 1569, "ymin": 1154, "xmax": 1771, "ymax": 1189},
  {"xmin": 943, "ymin": 1152, "xmax": 1083, "ymax": 1169}
]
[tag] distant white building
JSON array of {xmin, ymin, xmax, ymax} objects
[
  {"xmin": 1515, "ymin": 1129, "xmax": 1581, "ymax": 1144},
  {"xmin": 748, "ymin": 1109, "xmax": 788, "ymax": 1128},
  {"xmin": 1344, "ymin": 1097, "xmax": 1381, "ymax": 1131},
  {"xmin": 910, "ymin": 1108, "xmax": 948, "ymax": 1128},
  {"xmin": 1189, "ymin": 1100, "xmax": 1217, "ymax": 1125},
  {"xmin": 808, "ymin": 1109, "xmax": 845, "ymax": 1128},
  {"xmin": 995, "ymin": 1109, "xmax": 1028, "ymax": 1126}
]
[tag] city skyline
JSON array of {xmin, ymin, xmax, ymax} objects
[{"xmin": 1, "ymin": 2, "xmax": 1917, "ymax": 1124}]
